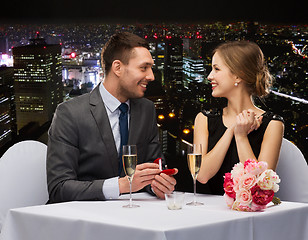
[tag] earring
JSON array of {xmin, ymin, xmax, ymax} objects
[{"xmin": 234, "ymin": 82, "xmax": 239, "ymax": 87}]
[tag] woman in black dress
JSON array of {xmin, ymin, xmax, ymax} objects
[{"xmin": 194, "ymin": 41, "xmax": 284, "ymax": 195}]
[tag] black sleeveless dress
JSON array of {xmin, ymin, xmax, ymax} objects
[{"xmin": 199, "ymin": 109, "xmax": 284, "ymax": 195}]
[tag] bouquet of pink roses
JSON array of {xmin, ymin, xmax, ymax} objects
[{"xmin": 223, "ymin": 159, "xmax": 281, "ymax": 212}]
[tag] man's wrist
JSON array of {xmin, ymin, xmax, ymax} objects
[
  {"xmin": 102, "ymin": 177, "xmax": 120, "ymax": 200},
  {"xmin": 118, "ymin": 177, "xmax": 129, "ymax": 195}
]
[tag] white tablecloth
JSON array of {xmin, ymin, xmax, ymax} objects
[{"xmin": 1, "ymin": 193, "xmax": 308, "ymax": 240}]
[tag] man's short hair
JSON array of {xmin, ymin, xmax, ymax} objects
[{"xmin": 101, "ymin": 32, "xmax": 149, "ymax": 76}]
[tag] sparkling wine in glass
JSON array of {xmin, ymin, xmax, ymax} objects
[
  {"xmin": 187, "ymin": 144, "xmax": 204, "ymax": 206},
  {"xmin": 122, "ymin": 145, "xmax": 139, "ymax": 208}
]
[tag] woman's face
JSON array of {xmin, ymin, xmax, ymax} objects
[{"xmin": 207, "ymin": 52, "xmax": 238, "ymax": 98}]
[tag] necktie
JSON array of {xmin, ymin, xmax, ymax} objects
[{"xmin": 118, "ymin": 103, "xmax": 129, "ymax": 175}]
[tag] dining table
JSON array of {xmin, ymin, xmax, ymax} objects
[{"xmin": 1, "ymin": 192, "xmax": 308, "ymax": 240}]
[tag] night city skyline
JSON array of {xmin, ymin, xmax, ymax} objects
[{"xmin": 0, "ymin": 18, "xmax": 307, "ymax": 192}]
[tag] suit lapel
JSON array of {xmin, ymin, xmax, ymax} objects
[
  {"xmin": 89, "ymin": 85, "xmax": 118, "ymax": 176},
  {"xmin": 128, "ymin": 99, "xmax": 140, "ymax": 145}
]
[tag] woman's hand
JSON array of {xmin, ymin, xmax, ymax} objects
[
  {"xmin": 248, "ymin": 113, "xmax": 263, "ymax": 134},
  {"xmin": 234, "ymin": 109, "xmax": 262, "ymax": 137}
]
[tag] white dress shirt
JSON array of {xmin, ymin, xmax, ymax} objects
[{"xmin": 99, "ymin": 82, "xmax": 130, "ymax": 199}]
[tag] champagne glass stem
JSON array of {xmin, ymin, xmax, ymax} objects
[
  {"xmin": 193, "ymin": 177, "xmax": 197, "ymax": 204},
  {"xmin": 129, "ymin": 179, "xmax": 132, "ymax": 207}
]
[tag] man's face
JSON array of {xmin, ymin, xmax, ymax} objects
[{"xmin": 118, "ymin": 47, "xmax": 155, "ymax": 100}]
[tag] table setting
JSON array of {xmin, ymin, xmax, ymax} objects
[
  {"xmin": 1, "ymin": 144, "xmax": 308, "ymax": 240},
  {"xmin": 1, "ymin": 191, "xmax": 308, "ymax": 240}
]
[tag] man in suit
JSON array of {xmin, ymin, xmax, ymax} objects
[{"xmin": 47, "ymin": 32, "xmax": 177, "ymax": 203}]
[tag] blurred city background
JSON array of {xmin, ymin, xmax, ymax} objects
[{"xmin": 0, "ymin": 21, "xmax": 307, "ymax": 191}]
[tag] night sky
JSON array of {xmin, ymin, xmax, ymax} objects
[{"xmin": 2, "ymin": 0, "xmax": 307, "ymax": 24}]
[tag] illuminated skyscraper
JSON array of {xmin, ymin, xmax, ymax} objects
[
  {"xmin": 183, "ymin": 57, "xmax": 205, "ymax": 86},
  {"xmin": 149, "ymin": 40, "xmax": 165, "ymax": 72},
  {"xmin": 13, "ymin": 35, "xmax": 63, "ymax": 131},
  {"xmin": 0, "ymin": 66, "xmax": 16, "ymax": 148},
  {"xmin": 164, "ymin": 37, "xmax": 183, "ymax": 92}
]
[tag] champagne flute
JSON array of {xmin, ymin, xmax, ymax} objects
[
  {"xmin": 187, "ymin": 144, "xmax": 204, "ymax": 206},
  {"xmin": 122, "ymin": 145, "xmax": 139, "ymax": 208}
]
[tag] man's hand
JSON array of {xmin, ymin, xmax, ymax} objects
[
  {"xmin": 118, "ymin": 163, "xmax": 160, "ymax": 194},
  {"xmin": 151, "ymin": 169, "xmax": 178, "ymax": 199}
]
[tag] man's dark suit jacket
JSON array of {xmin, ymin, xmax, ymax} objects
[{"xmin": 47, "ymin": 84, "xmax": 162, "ymax": 203}]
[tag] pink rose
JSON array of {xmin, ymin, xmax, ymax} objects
[
  {"xmin": 244, "ymin": 159, "xmax": 258, "ymax": 169},
  {"xmin": 231, "ymin": 201, "xmax": 251, "ymax": 212},
  {"xmin": 255, "ymin": 161, "xmax": 268, "ymax": 175},
  {"xmin": 244, "ymin": 159, "xmax": 268, "ymax": 176},
  {"xmin": 251, "ymin": 185, "xmax": 274, "ymax": 205},
  {"xmin": 223, "ymin": 173, "xmax": 236, "ymax": 198},
  {"xmin": 251, "ymin": 202, "xmax": 267, "ymax": 211},
  {"xmin": 238, "ymin": 173, "xmax": 257, "ymax": 191},
  {"xmin": 238, "ymin": 203, "xmax": 251, "ymax": 212},
  {"xmin": 231, "ymin": 162, "xmax": 244, "ymax": 180},
  {"xmin": 237, "ymin": 189, "xmax": 252, "ymax": 206},
  {"xmin": 224, "ymin": 193, "xmax": 235, "ymax": 208}
]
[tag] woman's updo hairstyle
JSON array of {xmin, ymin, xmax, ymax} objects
[{"xmin": 213, "ymin": 41, "xmax": 272, "ymax": 97}]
